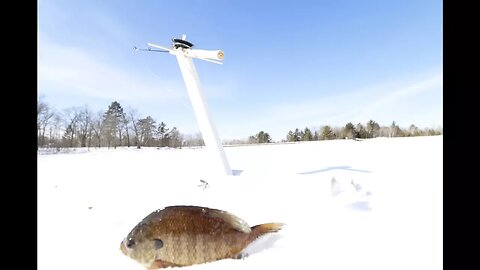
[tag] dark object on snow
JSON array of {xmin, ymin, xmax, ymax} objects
[{"xmin": 198, "ymin": 179, "xmax": 209, "ymax": 190}]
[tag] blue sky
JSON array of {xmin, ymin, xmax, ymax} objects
[{"xmin": 38, "ymin": 0, "xmax": 442, "ymax": 141}]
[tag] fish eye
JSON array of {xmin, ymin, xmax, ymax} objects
[
  {"xmin": 126, "ymin": 238, "xmax": 135, "ymax": 249},
  {"xmin": 153, "ymin": 239, "xmax": 163, "ymax": 250}
]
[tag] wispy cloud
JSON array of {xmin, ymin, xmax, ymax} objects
[
  {"xmin": 265, "ymin": 72, "xmax": 442, "ymax": 126},
  {"xmin": 359, "ymin": 73, "xmax": 442, "ymax": 117},
  {"xmin": 216, "ymin": 72, "xmax": 443, "ymax": 140},
  {"xmin": 38, "ymin": 0, "xmax": 134, "ymax": 49},
  {"xmin": 38, "ymin": 34, "xmax": 186, "ymax": 105}
]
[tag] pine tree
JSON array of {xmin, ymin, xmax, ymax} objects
[
  {"xmin": 286, "ymin": 130, "xmax": 294, "ymax": 142},
  {"xmin": 102, "ymin": 101, "xmax": 125, "ymax": 148},
  {"xmin": 366, "ymin": 120, "xmax": 380, "ymax": 138},
  {"xmin": 409, "ymin": 124, "xmax": 421, "ymax": 136},
  {"xmin": 319, "ymin": 125, "xmax": 334, "ymax": 140},
  {"xmin": 137, "ymin": 116, "xmax": 156, "ymax": 147},
  {"xmin": 302, "ymin": 127, "xmax": 314, "ymax": 141},
  {"xmin": 356, "ymin": 123, "xmax": 368, "ymax": 139},
  {"xmin": 157, "ymin": 122, "xmax": 170, "ymax": 147},
  {"xmin": 286, "ymin": 129, "xmax": 301, "ymax": 142},
  {"xmin": 343, "ymin": 122, "xmax": 356, "ymax": 139},
  {"xmin": 256, "ymin": 131, "xmax": 272, "ymax": 143}
]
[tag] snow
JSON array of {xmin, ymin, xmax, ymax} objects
[{"xmin": 38, "ymin": 136, "xmax": 442, "ymax": 270}]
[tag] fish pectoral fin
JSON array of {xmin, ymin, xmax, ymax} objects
[
  {"xmin": 150, "ymin": 259, "xmax": 181, "ymax": 269},
  {"xmin": 231, "ymin": 252, "xmax": 249, "ymax": 260}
]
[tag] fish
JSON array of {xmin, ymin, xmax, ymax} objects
[{"xmin": 120, "ymin": 205, "xmax": 284, "ymax": 269}]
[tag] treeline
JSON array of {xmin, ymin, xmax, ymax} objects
[
  {"xmin": 38, "ymin": 99, "xmax": 442, "ymax": 150},
  {"xmin": 283, "ymin": 120, "xmax": 442, "ymax": 142},
  {"xmin": 224, "ymin": 120, "xmax": 442, "ymax": 145},
  {"xmin": 37, "ymin": 100, "xmax": 205, "ymax": 150}
]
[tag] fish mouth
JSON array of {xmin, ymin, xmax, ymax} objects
[{"xmin": 120, "ymin": 240, "xmax": 128, "ymax": 255}]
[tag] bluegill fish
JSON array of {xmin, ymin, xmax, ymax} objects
[{"xmin": 120, "ymin": 205, "xmax": 283, "ymax": 269}]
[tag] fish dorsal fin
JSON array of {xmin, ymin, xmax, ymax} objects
[{"xmin": 205, "ymin": 208, "xmax": 251, "ymax": 234}]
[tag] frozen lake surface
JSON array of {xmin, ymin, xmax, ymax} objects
[{"xmin": 38, "ymin": 136, "xmax": 442, "ymax": 270}]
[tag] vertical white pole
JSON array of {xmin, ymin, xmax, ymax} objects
[{"xmin": 175, "ymin": 52, "xmax": 233, "ymax": 176}]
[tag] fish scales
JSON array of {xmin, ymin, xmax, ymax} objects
[{"xmin": 161, "ymin": 209, "xmax": 248, "ymax": 265}]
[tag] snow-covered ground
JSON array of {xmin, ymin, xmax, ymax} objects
[{"xmin": 38, "ymin": 136, "xmax": 442, "ymax": 270}]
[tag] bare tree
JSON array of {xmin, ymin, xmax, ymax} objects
[
  {"xmin": 49, "ymin": 113, "xmax": 63, "ymax": 147},
  {"xmin": 87, "ymin": 120, "xmax": 94, "ymax": 148},
  {"xmin": 90, "ymin": 111, "xmax": 104, "ymax": 148},
  {"xmin": 122, "ymin": 113, "xmax": 131, "ymax": 147},
  {"xmin": 332, "ymin": 126, "xmax": 343, "ymax": 140},
  {"xmin": 183, "ymin": 133, "xmax": 204, "ymax": 147},
  {"xmin": 77, "ymin": 106, "xmax": 92, "ymax": 147},
  {"xmin": 37, "ymin": 100, "xmax": 47, "ymax": 135},
  {"xmin": 37, "ymin": 100, "xmax": 55, "ymax": 147},
  {"xmin": 127, "ymin": 108, "xmax": 141, "ymax": 149},
  {"xmin": 390, "ymin": 121, "xmax": 401, "ymax": 137},
  {"xmin": 167, "ymin": 127, "xmax": 183, "ymax": 148},
  {"xmin": 62, "ymin": 107, "xmax": 81, "ymax": 147},
  {"xmin": 378, "ymin": 126, "xmax": 390, "ymax": 137}
]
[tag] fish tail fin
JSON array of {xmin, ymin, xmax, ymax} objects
[{"xmin": 249, "ymin": 222, "xmax": 284, "ymax": 242}]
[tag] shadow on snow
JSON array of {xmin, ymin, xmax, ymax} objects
[{"xmin": 297, "ymin": 166, "xmax": 372, "ymax": 175}]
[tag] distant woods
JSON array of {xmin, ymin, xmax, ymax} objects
[
  {"xmin": 280, "ymin": 120, "xmax": 442, "ymax": 143},
  {"xmin": 38, "ymin": 100, "xmax": 442, "ymax": 150},
  {"xmin": 37, "ymin": 100, "xmax": 204, "ymax": 150},
  {"xmin": 224, "ymin": 121, "xmax": 442, "ymax": 145}
]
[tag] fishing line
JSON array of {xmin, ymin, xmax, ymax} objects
[{"xmin": 146, "ymin": 67, "xmax": 193, "ymax": 111}]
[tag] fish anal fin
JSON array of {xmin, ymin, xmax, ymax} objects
[{"xmin": 150, "ymin": 259, "xmax": 181, "ymax": 269}]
